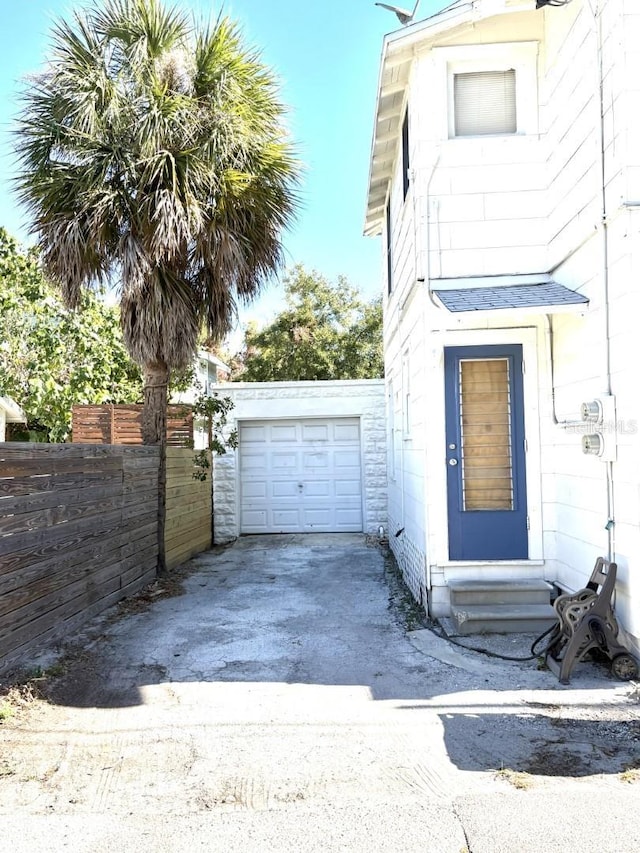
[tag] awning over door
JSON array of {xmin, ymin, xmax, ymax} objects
[{"xmin": 433, "ymin": 280, "xmax": 589, "ymax": 315}]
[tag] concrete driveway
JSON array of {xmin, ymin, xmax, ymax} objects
[{"xmin": 1, "ymin": 534, "xmax": 639, "ymax": 852}]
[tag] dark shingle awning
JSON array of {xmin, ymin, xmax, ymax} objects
[{"xmin": 434, "ymin": 282, "xmax": 589, "ymax": 313}]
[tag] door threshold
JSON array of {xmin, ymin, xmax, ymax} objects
[{"xmin": 439, "ymin": 560, "xmax": 544, "ymax": 568}]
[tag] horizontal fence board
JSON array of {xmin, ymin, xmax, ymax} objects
[
  {"xmin": 0, "ymin": 456, "xmax": 123, "ymax": 478},
  {"xmin": 165, "ymin": 483, "xmax": 211, "ymax": 503},
  {"xmin": 0, "ymin": 508, "xmax": 124, "ymax": 559},
  {"xmin": 165, "ymin": 525, "xmax": 212, "ymax": 554},
  {"xmin": 166, "ymin": 539, "xmax": 211, "ymax": 570},
  {"xmin": 0, "ymin": 566, "xmax": 157, "ymax": 671},
  {"xmin": 166, "ymin": 501, "xmax": 211, "ymax": 523},
  {"xmin": 0, "ymin": 470, "xmax": 124, "ymax": 498},
  {"xmin": 165, "ymin": 500, "xmax": 209, "ymax": 514},
  {"xmin": 0, "ymin": 483, "xmax": 123, "ymax": 517},
  {"xmin": 165, "ymin": 512, "xmax": 210, "ymax": 529},
  {"xmin": 0, "ymin": 494, "xmax": 125, "ymax": 537},
  {"xmin": 0, "ymin": 443, "xmax": 158, "ymax": 460}
]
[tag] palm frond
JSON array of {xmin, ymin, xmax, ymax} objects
[{"xmin": 15, "ymin": 0, "xmax": 301, "ymax": 375}]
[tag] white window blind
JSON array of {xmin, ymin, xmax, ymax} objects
[{"xmin": 453, "ymin": 69, "xmax": 517, "ymax": 137}]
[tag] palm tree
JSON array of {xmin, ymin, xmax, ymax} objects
[{"xmin": 15, "ymin": 0, "xmax": 300, "ymax": 567}]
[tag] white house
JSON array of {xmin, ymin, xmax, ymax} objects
[
  {"xmin": 366, "ymin": 0, "xmax": 640, "ymax": 655},
  {"xmin": 171, "ymin": 349, "xmax": 231, "ymax": 448},
  {"xmin": 0, "ymin": 395, "xmax": 26, "ymax": 442}
]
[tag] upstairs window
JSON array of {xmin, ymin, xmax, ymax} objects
[
  {"xmin": 401, "ymin": 109, "xmax": 410, "ymax": 200},
  {"xmin": 438, "ymin": 42, "xmax": 538, "ymax": 140},
  {"xmin": 386, "ymin": 201, "xmax": 393, "ymax": 295},
  {"xmin": 453, "ymin": 69, "xmax": 517, "ymax": 137}
]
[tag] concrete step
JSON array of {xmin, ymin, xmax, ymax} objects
[
  {"xmin": 448, "ymin": 579, "xmax": 553, "ymax": 607},
  {"xmin": 451, "ymin": 603, "xmax": 557, "ymax": 636}
]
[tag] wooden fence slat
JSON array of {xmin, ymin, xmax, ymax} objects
[
  {"xmin": 0, "ymin": 470, "xmax": 124, "ymax": 498},
  {"xmin": 0, "ymin": 456, "xmax": 123, "ymax": 477},
  {"xmin": 0, "ymin": 493, "xmax": 125, "ymax": 536},
  {"xmin": 0, "ymin": 482, "xmax": 123, "ymax": 517}
]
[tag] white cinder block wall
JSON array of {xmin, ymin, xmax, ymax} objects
[{"xmin": 212, "ymin": 380, "xmax": 387, "ymax": 544}]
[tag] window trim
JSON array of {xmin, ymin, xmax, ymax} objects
[
  {"xmin": 453, "ymin": 69, "xmax": 517, "ymax": 137},
  {"xmin": 388, "ymin": 380, "xmax": 396, "ymax": 481},
  {"xmin": 402, "ymin": 350, "xmax": 411, "ymax": 439},
  {"xmin": 401, "ymin": 108, "xmax": 410, "ymax": 200},
  {"xmin": 386, "ymin": 200, "xmax": 393, "ymax": 296},
  {"xmin": 433, "ymin": 42, "xmax": 539, "ymax": 140}
]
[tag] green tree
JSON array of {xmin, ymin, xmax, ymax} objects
[
  {"xmin": 237, "ymin": 266, "xmax": 383, "ymax": 381},
  {"xmin": 0, "ymin": 229, "xmax": 142, "ymax": 441}
]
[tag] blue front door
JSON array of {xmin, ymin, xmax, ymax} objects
[{"xmin": 444, "ymin": 345, "xmax": 528, "ymax": 561}]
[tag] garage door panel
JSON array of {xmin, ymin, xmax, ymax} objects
[
  {"xmin": 334, "ymin": 423, "xmax": 360, "ymax": 441},
  {"xmin": 303, "ymin": 509, "xmax": 332, "ymax": 526},
  {"xmin": 335, "ymin": 450, "xmax": 360, "ymax": 468},
  {"xmin": 273, "ymin": 509, "xmax": 302, "ymax": 527},
  {"xmin": 271, "ymin": 482, "xmax": 299, "ymax": 498},
  {"xmin": 272, "ymin": 452, "xmax": 299, "ymax": 471},
  {"xmin": 335, "ymin": 508, "xmax": 363, "ymax": 527},
  {"xmin": 241, "ymin": 453, "xmax": 267, "ymax": 472},
  {"xmin": 241, "ymin": 425, "xmax": 267, "ymax": 443},
  {"xmin": 241, "ymin": 509, "xmax": 268, "ymax": 528},
  {"xmin": 243, "ymin": 481, "xmax": 267, "ymax": 499},
  {"xmin": 271, "ymin": 424, "xmax": 298, "ymax": 442},
  {"xmin": 302, "ymin": 424, "xmax": 329, "ymax": 441},
  {"xmin": 303, "ymin": 451, "xmax": 329, "ymax": 469},
  {"xmin": 240, "ymin": 418, "xmax": 363, "ymax": 534},
  {"xmin": 335, "ymin": 480, "xmax": 361, "ymax": 496},
  {"xmin": 303, "ymin": 481, "xmax": 331, "ymax": 498}
]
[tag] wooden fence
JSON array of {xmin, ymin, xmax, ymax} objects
[
  {"xmin": 0, "ymin": 443, "xmax": 159, "ymax": 671},
  {"xmin": 165, "ymin": 448, "xmax": 212, "ymax": 569},
  {"xmin": 0, "ymin": 443, "xmax": 214, "ymax": 671},
  {"xmin": 72, "ymin": 404, "xmax": 193, "ymax": 446}
]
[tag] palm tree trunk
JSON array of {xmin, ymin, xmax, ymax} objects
[{"xmin": 142, "ymin": 361, "xmax": 170, "ymax": 573}]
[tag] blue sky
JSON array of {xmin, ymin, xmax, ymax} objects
[{"xmin": 0, "ymin": 0, "xmax": 443, "ymax": 333}]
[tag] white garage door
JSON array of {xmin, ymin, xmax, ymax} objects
[{"xmin": 239, "ymin": 418, "xmax": 363, "ymax": 534}]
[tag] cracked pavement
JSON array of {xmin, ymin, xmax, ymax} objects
[{"xmin": 1, "ymin": 533, "xmax": 640, "ymax": 852}]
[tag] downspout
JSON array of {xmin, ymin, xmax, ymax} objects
[
  {"xmin": 420, "ymin": 150, "xmax": 442, "ymax": 613},
  {"xmin": 589, "ymin": 0, "xmax": 615, "ymax": 562},
  {"xmin": 425, "ymin": 150, "xmax": 443, "ymax": 311}
]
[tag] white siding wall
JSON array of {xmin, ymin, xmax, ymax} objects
[
  {"xmin": 212, "ymin": 381, "xmax": 387, "ymax": 544},
  {"xmin": 414, "ymin": 11, "xmax": 547, "ymax": 280},
  {"xmin": 536, "ymin": 0, "xmax": 640, "ymax": 653},
  {"xmin": 383, "ymin": 86, "xmax": 430, "ymax": 603},
  {"xmin": 379, "ymin": 0, "xmax": 640, "ymax": 652}
]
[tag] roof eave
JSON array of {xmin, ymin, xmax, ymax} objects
[
  {"xmin": 0, "ymin": 396, "xmax": 27, "ymax": 423},
  {"xmin": 364, "ymin": 0, "xmax": 540, "ymax": 235}
]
